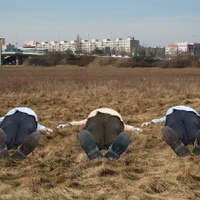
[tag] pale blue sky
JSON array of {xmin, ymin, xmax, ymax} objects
[{"xmin": 1, "ymin": 0, "xmax": 200, "ymax": 47}]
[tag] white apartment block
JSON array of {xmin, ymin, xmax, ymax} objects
[{"xmin": 38, "ymin": 36, "xmax": 139, "ymax": 55}]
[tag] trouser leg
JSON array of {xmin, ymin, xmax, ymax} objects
[
  {"xmin": 83, "ymin": 113, "xmax": 105, "ymax": 149},
  {"xmin": 0, "ymin": 113, "xmax": 20, "ymax": 149},
  {"xmin": 84, "ymin": 113, "xmax": 124, "ymax": 149},
  {"xmin": 15, "ymin": 113, "xmax": 37, "ymax": 148},
  {"xmin": 0, "ymin": 112, "xmax": 37, "ymax": 149},
  {"xmin": 104, "ymin": 115, "xmax": 124, "ymax": 147},
  {"xmin": 103, "ymin": 115, "xmax": 130, "ymax": 159},
  {"xmin": 183, "ymin": 112, "xmax": 200, "ymax": 144},
  {"xmin": 165, "ymin": 111, "xmax": 188, "ymax": 145},
  {"xmin": 0, "ymin": 128, "xmax": 10, "ymax": 159}
]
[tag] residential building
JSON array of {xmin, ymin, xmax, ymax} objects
[
  {"xmin": 0, "ymin": 38, "xmax": 15, "ymax": 51},
  {"xmin": 36, "ymin": 36, "xmax": 140, "ymax": 55},
  {"xmin": 165, "ymin": 42, "xmax": 200, "ymax": 57}
]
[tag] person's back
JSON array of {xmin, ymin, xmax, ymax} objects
[
  {"xmin": 141, "ymin": 105, "xmax": 200, "ymax": 157},
  {"xmin": 57, "ymin": 107, "xmax": 142, "ymax": 160},
  {"xmin": 0, "ymin": 107, "xmax": 53, "ymax": 160}
]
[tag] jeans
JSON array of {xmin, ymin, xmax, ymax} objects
[
  {"xmin": 0, "ymin": 111, "xmax": 37, "ymax": 149},
  {"xmin": 83, "ymin": 113, "xmax": 124, "ymax": 149},
  {"xmin": 165, "ymin": 111, "xmax": 200, "ymax": 145}
]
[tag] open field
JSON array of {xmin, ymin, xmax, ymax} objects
[{"xmin": 0, "ymin": 66, "xmax": 200, "ymax": 200}]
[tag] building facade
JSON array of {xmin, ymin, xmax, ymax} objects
[
  {"xmin": 34, "ymin": 36, "xmax": 139, "ymax": 55},
  {"xmin": 165, "ymin": 42, "xmax": 200, "ymax": 57},
  {"xmin": 0, "ymin": 38, "xmax": 15, "ymax": 51}
]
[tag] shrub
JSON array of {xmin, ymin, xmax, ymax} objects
[
  {"xmin": 23, "ymin": 53, "xmax": 64, "ymax": 67},
  {"xmin": 98, "ymin": 57, "xmax": 118, "ymax": 66},
  {"xmin": 160, "ymin": 57, "xmax": 191, "ymax": 68},
  {"xmin": 117, "ymin": 60, "xmax": 158, "ymax": 68},
  {"xmin": 66, "ymin": 55, "xmax": 94, "ymax": 66},
  {"xmin": 75, "ymin": 55, "xmax": 94, "ymax": 67},
  {"xmin": 65, "ymin": 49, "xmax": 76, "ymax": 63}
]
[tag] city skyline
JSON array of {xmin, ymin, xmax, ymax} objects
[{"xmin": 1, "ymin": 0, "xmax": 200, "ymax": 47}]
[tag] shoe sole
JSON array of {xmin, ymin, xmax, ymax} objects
[
  {"xmin": 0, "ymin": 128, "xmax": 6, "ymax": 148},
  {"xmin": 11, "ymin": 132, "xmax": 40, "ymax": 160},
  {"xmin": 192, "ymin": 130, "xmax": 200, "ymax": 155},
  {"xmin": 104, "ymin": 132, "xmax": 130, "ymax": 160},
  {"xmin": 0, "ymin": 128, "xmax": 10, "ymax": 159},
  {"xmin": 161, "ymin": 126, "xmax": 190, "ymax": 157},
  {"xmin": 78, "ymin": 130, "xmax": 103, "ymax": 160},
  {"xmin": 0, "ymin": 147, "xmax": 10, "ymax": 159}
]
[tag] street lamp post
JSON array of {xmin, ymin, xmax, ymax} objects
[
  {"xmin": 88, "ymin": 34, "xmax": 90, "ymax": 53},
  {"xmin": 16, "ymin": 35, "xmax": 18, "ymax": 48},
  {"xmin": 0, "ymin": 47, "xmax": 1, "ymax": 66},
  {"xmin": 110, "ymin": 32, "xmax": 112, "ymax": 56},
  {"xmin": 193, "ymin": 35, "xmax": 195, "ymax": 59},
  {"xmin": 59, "ymin": 31, "xmax": 61, "ymax": 51},
  {"xmin": 138, "ymin": 35, "xmax": 140, "ymax": 51}
]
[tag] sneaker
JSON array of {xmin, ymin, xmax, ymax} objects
[
  {"xmin": 192, "ymin": 130, "xmax": 200, "ymax": 155},
  {"xmin": 11, "ymin": 132, "xmax": 40, "ymax": 160},
  {"xmin": 0, "ymin": 128, "xmax": 10, "ymax": 159},
  {"xmin": 161, "ymin": 126, "xmax": 190, "ymax": 157},
  {"xmin": 104, "ymin": 132, "xmax": 130, "ymax": 160},
  {"xmin": 78, "ymin": 130, "xmax": 103, "ymax": 160}
]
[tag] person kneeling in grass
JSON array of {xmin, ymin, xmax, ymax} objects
[
  {"xmin": 57, "ymin": 107, "xmax": 142, "ymax": 160},
  {"xmin": 142, "ymin": 105, "xmax": 200, "ymax": 156}
]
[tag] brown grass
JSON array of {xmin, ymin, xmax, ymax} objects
[{"xmin": 0, "ymin": 66, "xmax": 200, "ymax": 199}]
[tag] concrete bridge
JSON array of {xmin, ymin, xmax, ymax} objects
[{"xmin": 0, "ymin": 50, "xmax": 46, "ymax": 65}]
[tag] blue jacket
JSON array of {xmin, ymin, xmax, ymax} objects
[
  {"xmin": 151, "ymin": 105, "xmax": 200, "ymax": 124},
  {"xmin": 0, "ymin": 107, "xmax": 46, "ymax": 131}
]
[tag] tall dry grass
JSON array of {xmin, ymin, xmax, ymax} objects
[{"xmin": 0, "ymin": 66, "xmax": 200, "ymax": 199}]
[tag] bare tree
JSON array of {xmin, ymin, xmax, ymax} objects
[{"xmin": 75, "ymin": 34, "xmax": 82, "ymax": 54}]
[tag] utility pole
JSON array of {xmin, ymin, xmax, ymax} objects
[
  {"xmin": 110, "ymin": 32, "xmax": 112, "ymax": 56},
  {"xmin": 0, "ymin": 40, "xmax": 2, "ymax": 66},
  {"xmin": 59, "ymin": 31, "xmax": 61, "ymax": 51},
  {"xmin": 193, "ymin": 35, "xmax": 195, "ymax": 60},
  {"xmin": 16, "ymin": 35, "xmax": 18, "ymax": 48},
  {"xmin": 88, "ymin": 34, "xmax": 90, "ymax": 53},
  {"xmin": 138, "ymin": 35, "xmax": 140, "ymax": 51}
]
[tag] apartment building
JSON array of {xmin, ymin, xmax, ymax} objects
[
  {"xmin": 165, "ymin": 42, "xmax": 200, "ymax": 57},
  {"xmin": 0, "ymin": 38, "xmax": 15, "ymax": 51},
  {"xmin": 36, "ymin": 36, "xmax": 139, "ymax": 55}
]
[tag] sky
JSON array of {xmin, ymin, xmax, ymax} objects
[{"xmin": 1, "ymin": 0, "xmax": 200, "ymax": 47}]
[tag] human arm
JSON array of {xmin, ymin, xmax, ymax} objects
[
  {"xmin": 57, "ymin": 119, "xmax": 87, "ymax": 128},
  {"xmin": 124, "ymin": 124, "xmax": 143, "ymax": 133},
  {"xmin": 141, "ymin": 116, "xmax": 166, "ymax": 127},
  {"xmin": 37, "ymin": 124, "xmax": 53, "ymax": 133},
  {"xmin": 141, "ymin": 121, "xmax": 154, "ymax": 127}
]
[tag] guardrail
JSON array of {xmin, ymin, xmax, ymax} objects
[{"xmin": 1, "ymin": 51, "xmax": 46, "ymax": 55}]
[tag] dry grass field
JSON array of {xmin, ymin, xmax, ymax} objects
[{"xmin": 0, "ymin": 65, "xmax": 200, "ymax": 200}]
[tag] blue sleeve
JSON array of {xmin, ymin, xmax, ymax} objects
[
  {"xmin": 0, "ymin": 117, "xmax": 5, "ymax": 123},
  {"xmin": 151, "ymin": 116, "xmax": 166, "ymax": 124},
  {"xmin": 37, "ymin": 123, "xmax": 46, "ymax": 131}
]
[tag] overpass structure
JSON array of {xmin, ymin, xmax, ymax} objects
[{"xmin": 0, "ymin": 50, "xmax": 46, "ymax": 65}]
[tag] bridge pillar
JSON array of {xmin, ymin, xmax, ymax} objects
[
  {"xmin": 16, "ymin": 56, "xmax": 22, "ymax": 65},
  {"xmin": 16, "ymin": 56, "xmax": 19, "ymax": 65},
  {"xmin": 0, "ymin": 56, "xmax": 3, "ymax": 65}
]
